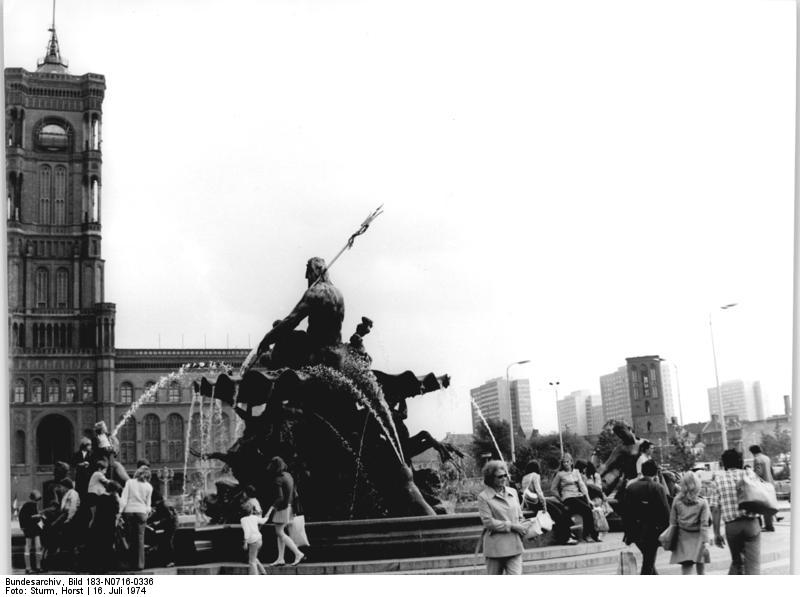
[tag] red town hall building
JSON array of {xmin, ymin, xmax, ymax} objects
[{"xmin": 6, "ymin": 24, "xmax": 246, "ymax": 501}]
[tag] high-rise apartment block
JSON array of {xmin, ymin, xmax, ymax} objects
[
  {"xmin": 600, "ymin": 366, "xmax": 631, "ymax": 424},
  {"xmin": 586, "ymin": 396, "xmax": 605, "ymax": 436},
  {"xmin": 470, "ymin": 377, "xmax": 533, "ymax": 437},
  {"xmin": 557, "ymin": 389, "xmax": 601, "ymax": 436},
  {"xmin": 707, "ymin": 380, "xmax": 765, "ymax": 422}
]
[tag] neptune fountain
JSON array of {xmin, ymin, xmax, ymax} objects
[{"xmin": 193, "ymin": 253, "xmax": 460, "ymax": 523}]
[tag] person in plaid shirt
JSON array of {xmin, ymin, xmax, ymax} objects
[{"xmin": 709, "ymin": 449, "xmax": 761, "ymax": 574}]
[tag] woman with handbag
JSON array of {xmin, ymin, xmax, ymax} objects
[
  {"xmin": 668, "ymin": 471, "xmax": 711, "ymax": 574},
  {"xmin": 477, "ymin": 460, "xmax": 528, "ymax": 574},
  {"xmin": 551, "ymin": 453, "xmax": 600, "ymax": 542},
  {"xmin": 263, "ymin": 456, "xmax": 306, "ymax": 567},
  {"xmin": 520, "ymin": 460, "xmax": 547, "ymax": 513}
]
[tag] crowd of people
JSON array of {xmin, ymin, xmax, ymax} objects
[
  {"xmin": 477, "ymin": 439, "xmax": 781, "ymax": 575},
  {"xmin": 18, "ymin": 423, "xmax": 177, "ymax": 574}
]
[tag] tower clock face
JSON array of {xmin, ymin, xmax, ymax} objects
[{"xmin": 38, "ymin": 123, "xmax": 69, "ymax": 151}]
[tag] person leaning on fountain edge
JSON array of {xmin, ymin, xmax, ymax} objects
[{"xmin": 242, "ymin": 257, "xmax": 345, "ymax": 372}]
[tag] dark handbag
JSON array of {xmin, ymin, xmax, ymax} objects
[
  {"xmin": 658, "ymin": 525, "xmax": 678, "ymax": 551},
  {"xmin": 737, "ymin": 472, "xmax": 779, "ymax": 516}
]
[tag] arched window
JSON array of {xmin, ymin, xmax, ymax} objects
[
  {"xmin": 54, "ymin": 166, "xmax": 66, "ymax": 225},
  {"xmin": 35, "ymin": 268, "xmax": 49, "ymax": 307},
  {"xmin": 10, "ymin": 263, "xmax": 19, "ymax": 308},
  {"xmin": 14, "ymin": 430, "xmax": 26, "ymax": 465},
  {"xmin": 143, "ymin": 414, "xmax": 161, "ymax": 463},
  {"xmin": 82, "ymin": 379, "xmax": 94, "ymax": 402},
  {"xmin": 31, "ymin": 379, "xmax": 43, "ymax": 403},
  {"xmin": 167, "ymin": 414, "xmax": 184, "ymax": 462},
  {"xmin": 39, "ymin": 165, "xmax": 51, "ymax": 224},
  {"xmin": 119, "ymin": 382, "xmax": 133, "ymax": 404},
  {"xmin": 118, "ymin": 417, "xmax": 137, "ymax": 464},
  {"xmin": 168, "ymin": 381, "xmax": 181, "ymax": 403},
  {"xmin": 143, "ymin": 381, "xmax": 157, "ymax": 403},
  {"xmin": 65, "ymin": 379, "xmax": 77, "ymax": 402},
  {"xmin": 56, "ymin": 268, "xmax": 69, "ymax": 308},
  {"xmin": 47, "ymin": 379, "xmax": 60, "ymax": 403},
  {"xmin": 647, "ymin": 421, "xmax": 653, "ymax": 433},
  {"xmin": 90, "ymin": 178, "xmax": 100, "ymax": 222},
  {"xmin": 645, "ymin": 400, "xmax": 651, "ymax": 414},
  {"xmin": 219, "ymin": 412, "xmax": 231, "ymax": 449},
  {"xmin": 37, "ymin": 414, "xmax": 74, "ymax": 465},
  {"xmin": 13, "ymin": 379, "xmax": 25, "ymax": 403},
  {"xmin": 649, "ymin": 365, "xmax": 659, "ymax": 398},
  {"xmin": 190, "ymin": 413, "xmax": 202, "ymax": 453}
]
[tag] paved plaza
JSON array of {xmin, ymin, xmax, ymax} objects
[{"xmin": 10, "ymin": 506, "xmax": 791, "ymax": 575}]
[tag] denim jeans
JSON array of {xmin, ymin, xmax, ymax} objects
[{"xmin": 725, "ymin": 517, "xmax": 761, "ymax": 575}]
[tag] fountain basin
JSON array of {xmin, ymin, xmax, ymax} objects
[{"xmin": 191, "ymin": 512, "xmax": 557, "ymax": 564}]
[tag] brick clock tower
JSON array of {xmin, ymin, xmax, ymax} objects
[
  {"xmin": 6, "ymin": 22, "xmax": 116, "ymax": 484},
  {"xmin": 626, "ymin": 355, "xmax": 673, "ymax": 437}
]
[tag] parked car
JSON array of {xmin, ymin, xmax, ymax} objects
[{"xmin": 774, "ymin": 479, "xmax": 791, "ymax": 501}]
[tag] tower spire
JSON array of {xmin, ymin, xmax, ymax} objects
[{"xmin": 37, "ymin": 0, "xmax": 69, "ymax": 73}]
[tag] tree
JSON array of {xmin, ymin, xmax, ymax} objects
[
  {"xmin": 592, "ymin": 419, "xmax": 628, "ymax": 463},
  {"xmin": 666, "ymin": 426, "xmax": 696, "ymax": 472},
  {"xmin": 526, "ymin": 432, "xmax": 593, "ymax": 481},
  {"xmin": 760, "ymin": 424, "xmax": 792, "ymax": 459},
  {"xmin": 470, "ymin": 417, "xmax": 510, "ymax": 464}
]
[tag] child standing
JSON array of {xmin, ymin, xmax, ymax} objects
[
  {"xmin": 19, "ymin": 490, "xmax": 44, "ymax": 573},
  {"xmin": 240, "ymin": 501, "xmax": 269, "ymax": 575}
]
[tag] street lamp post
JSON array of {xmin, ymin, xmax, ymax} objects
[
  {"xmin": 549, "ymin": 381, "xmax": 564, "ymax": 456},
  {"xmin": 506, "ymin": 359, "xmax": 530, "ymax": 464},
  {"xmin": 709, "ymin": 303, "xmax": 737, "ymax": 451}
]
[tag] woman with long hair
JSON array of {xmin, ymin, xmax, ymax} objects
[
  {"xmin": 264, "ymin": 457, "xmax": 305, "ymax": 567},
  {"xmin": 520, "ymin": 460, "xmax": 547, "ymax": 514},
  {"xmin": 669, "ymin": 471, "xmax": 711, "ymax": 574},
  {"xmin": 119, "ymin": 466, "xmax": 153, "ymax": 571},
  {"xmin": 551, "ymin": 453, "xmax": 599, "ymax": 542}
]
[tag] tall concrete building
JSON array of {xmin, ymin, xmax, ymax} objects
[
  {"xmin": 586, "ymin": 395, "xmax": 605, "ymax": 437},
  {"xmin": 599, "ymin": 366, "xmax": 630, "ymax": 424},
  {"xmin": 557, "ymin": 389, "xmax": 600, "ymax": 436},
  {"xmin": 470, "ymin": 377, "xmax": 533, "ymax": 437},
  {"xmin": 707, "ymin": 380, "xmax": 765, "ymax": 422},
  {"xmin": 6, "ymin": 22, "xmax": 246, "ymax": 499}
]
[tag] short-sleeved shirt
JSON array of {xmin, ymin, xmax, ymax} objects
[{"xmin": 708, "ymin": 468, "xmax": 759, "ymax": 523}]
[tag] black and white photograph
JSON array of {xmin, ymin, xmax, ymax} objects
[{"xmin": 2, "ymin": 0, "xmax": 796, "ymax": 577}]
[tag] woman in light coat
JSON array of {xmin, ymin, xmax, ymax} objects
[
  {"xmin": 669, "ymin": 471, "xmax": 711, "ymax": 574},
  {"xmin": 477, "ymin": 460, "xmax": 527, "ymax": 575}
]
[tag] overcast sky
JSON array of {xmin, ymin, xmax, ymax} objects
[{"xmin": 3, "ymin": 0, "xmax": 796, "ymax": 439}]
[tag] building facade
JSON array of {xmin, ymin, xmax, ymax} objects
[
  {"xmin": 707, "ymin": 379, "xmax": 765, "ymax": 422},
  {"xmin": 6, "ymin": 26, "xmax": 248, "ymax": 501},
  {"xmin": 599, "ymin": 365, "xmax": 630, "ymax": 424},
  {"xmin": 586, "ymin": 395, "xmax": 604, "ymax": 437},
  {"xmin": 557, "ymin": 389, "xmax": 590, "ymax": 436},
  {"xmin": 470, "ymin": 377, "xmax": 533, "ymax": 437},
  {"xmin": 627, "ymin": 355, "xmax": 676, "ymax": 436}
]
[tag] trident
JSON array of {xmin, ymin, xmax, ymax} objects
[{"xmin": 309, "ymin": 204, "xmax": 384, "ymax": 288}]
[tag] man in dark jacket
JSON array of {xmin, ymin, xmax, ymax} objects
[{"xmin": 622, "ymin": 459, "xmax": 670, "ymax": 574}]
